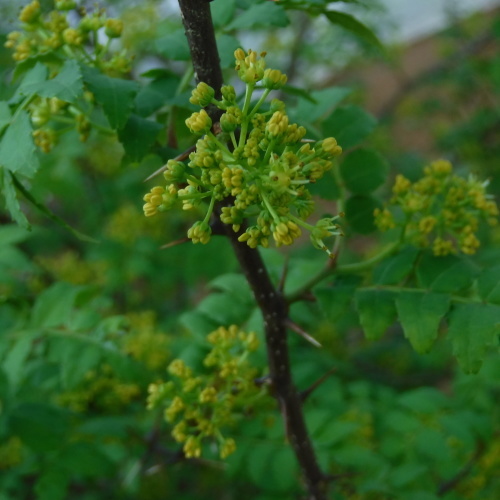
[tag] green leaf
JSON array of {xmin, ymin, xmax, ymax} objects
[
  {"xmin": 226, "ymin": 2, "xmax": 289, "ymax": 30},
  {"xmin": 308, "ymin": 169, "xmax": 341, "ymax": 200},
  {"xmin": 34, "ymin": 59, "xmax": 83, "ymax": 103},
  {"xmin": 82, "ymin": 68, "xmax": 140, "ymax": 129},
  {"xmin": 477, "ymin": 265, "xmax": 500, "ymax": 304},
  {"xmin": 396, "ymin": 291, "xmax": 450, "ymax": 353},
  {"xmin": 323, "ymin": 10, "xmax": 382, "ymax": 49},
  {"xmin": 134, "ymin": 73, "xmax": 180, "ymax": 117},
  {"xmin": 340, "ymin": 148, "xmax": 388, "ymax": 195},
  {"xmin": 322, "ymin": 105, "xmax": 376, "ymax": 149},
  {"xmin": 155, "ymin": 30, "xmax": 190, "ymax": 61},
  {"xmin": 118, "ymin": 114, "xmax": 163, "ymax": 162},
  {"xmin": 10, "ymin": 63, "xmax": 47, "ymax": 104},
  {"xmin": 49, "ymin": 337, "xmax": 102, "ymax": 389},
  {"xmin": 11, "ymin": 173, "xmax": 99, "ymax": 243},
  {"xmin": 316, "ymin": 283, "xmax": 356, "ymax": 324},
  {"xmin": 448, "ymin": 303, "xmax": 500, "ymax": 374},
  {"xmin": 416, "ymin": 252, "xmax": 477, "ymax": 293},
  {"xmin": 0, "ymin": 110, "xmax": 39, "ymax": 177},
  {"xmin": 292, "ymin": 87, "xmax": 351, "ymax": 124},
  {"xmin": 372, "ymin": 247, "xmax": 419, "ymax": 285},
  {"xmin": 344, "ymin": 194, "xmax": 381, "ymax": 234},
  {"xmin": 211, "ymin": 0, "xmax": 236, "ymax": 28},
  {"xmin": 2, "ymin": 332, "xmax": 38, "ymax": 388},
  {"xmin": 355, "ymin": 289, "xmax": 396, "ymax": 340},
  {"xmin": 2, "ymin": 170, "xmax": 30, "ymax": 229},
  {"xmin": 0, "ymin": 101, "xmax": 12, "ymax": 135},
  {"xmin": 31, "ymin": 282, "xmax": 84, "ymax": 328},
  {"xmin": 9, "ymin": 403, "xmax": 69, "ymax": 452},
  {"xmin": 217, "ymin": 34, "xmax": 242, "ymax": 68},
  {"xmin": 57, "ymin": 442, "xmax": 114, "ymax": 477}
]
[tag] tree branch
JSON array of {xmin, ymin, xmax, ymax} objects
[{"xmin": 177, "ymin": 1, "xmax": 328, "ymax": 498}]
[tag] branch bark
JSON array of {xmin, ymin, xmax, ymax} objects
[{"xmin": 177, "ymin": 1, "xmax": 328, "ymax": 498}]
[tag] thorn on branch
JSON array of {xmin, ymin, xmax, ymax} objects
[
  {"xmin": 278, "ymin": 255, "xmax": 289, "ymax": 293},
  {"xmin": 285, "ymin": 318, "xmax": 322, "ymax": 348},
  {"xmin": 300, "ymin": 367, "xmax": 337, "ymax": 403},
  {"xmin": 161, "ymin": 237, "xmax": 190, "ymax": 249}
]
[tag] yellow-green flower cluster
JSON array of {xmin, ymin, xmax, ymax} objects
[
  {"xmin": 375, "ymin": 159, "xmax": 499, "ymax": 255},
  {"xmin": 143, "ymin": 49, "xmax": 343, "ymax": 255},
  {"xmin": 5, "ymin": 1, "xmax": 132, "ymax": 75},
  {"xmin": 147, "ymin": 325, "xmax": 264, "ymax": 460}
]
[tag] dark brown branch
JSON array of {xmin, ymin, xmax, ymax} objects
[{"xmin": 177, "ymin": 2, "xmax": 328, "ymax": 498}]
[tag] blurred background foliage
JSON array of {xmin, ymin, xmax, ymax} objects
[{"xmin": 0, "ymin": 1, "xmax": 499, "ymax": 499}]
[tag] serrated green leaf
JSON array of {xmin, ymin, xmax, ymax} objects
[
  {"xmin": 34, "ymin": 59, "xmax": 83, "ymax": 103},
  {"xmin": 11, "ymin": 173, "xmax": 99, "ymax": 242},
  {"xmin": 0, "ymin": 110, "xmax": 39, "ymax": 177},
  {"xmin": 322, "ymin": 105, "xmax": 376, "ymax": 149},
  {"xmin": 340, "ymin": 148, "xmax": 388, "ymax": 195},
  {"xmin": 155, "ymin": 30, "xmax": 190, "ymax": 61},
  {"xmin": 416, "ymin": 252, "xmax": 477, "ymax": 293},
  {"xmin": 477, "ymin": 265, "xmax": 500, "ymax": 304},
  {"xmin": 227, "ymin": 2, "xmax": 289, "ymax": 30},
  {"xmin": 10, "ymin": 63, "xmax": 47, "ymax": 104},
  {"xmin": 448, "ymin": 303, "xmax": 500, "ymax": 374},
  {"xmin": 396, "ymin": 291, "xmax": 450, "ymax": 353},
  {"xmin": 324, "ymin": 10, "xmax": 382, "ymax": 48},
  {"xmin": 2, "ymin": 170, "xmax": 30, "ymax": 229},
  {"xmin": 344, "ymin": 194, "xmax": 381, "ymax": 234},
  {"xmin": 372, "ymin": 247, "xmax": 419, "ymax": 285},
  {"xmin": 82, "ymin": 68, "xmax": 139, "ymax": 129},
  {"xmin": 0, "ymin": 101, "xmax": 12, "ymax": 135},
  {"xmin": 217, "ymin": 34, "xmax": 242, "ymax": 68},
  {"xmin": 118, "ymin": 114, "xmax": 162, "ymax": 162},
  {"xmin": 355, "ymin": 289, "xmax": 396, "ymax": 340},
  {"xmin": 308, "ymin": 168, "xmax": 341, "ymax": 200},
  {"xmin": 209, "ymin": 273, "xmax": 253, "ymax": 305}
]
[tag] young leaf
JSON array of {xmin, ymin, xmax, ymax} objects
[
  {"xmin": 118, "ymin": 114, "xmax": 163, "ymax": 162},
  {"xmin": 344, "ymin": 194, "xmax": 381, "ymax": 234},
  {"xmin": 291, "ymin": 87, "xmax": 351, "ymax": 124},
  {"xmin": 396, "ymin": 291, "xmax": 450, "ymax": 353},
  {"xmin": 448, "ymin": 303, "xmax": 500, "ymax": 374},
  {"xmin": 217, "ymin": 34, "xmax": 242, "ymax": 68},
  {"xmin": 323, "ymin": 10, "xmax": 382, "ymax": 49},
  {"xmin": 316, "ymin": 282, "xmax": 357, "ymax": 324},
  {"xmin": 211, "ymin": 0, "xmax": 236, "ymax": 28},
  {"xmin": 416, "ymin": 252, "xmax": 477, "ymax": 293},
  {"xmin": 322, "ymin": 105, "xmax": 376, "ymax": 149},
  {"xmin": 155, "ymin": 30, "xmax": 191, "ymax": 61},
  {"xmin": 82, "ymin": 68, "xmax": 140, "ymax": 129},
  {"xmin": 355, "ymin": 288, "xmax": 397, "ymax": 340},
  {"xmin": 340, "ymin": 148, "xmax": 389, "ymax": 195},
  {"xmin": 0, "ymin": 110, "xmax": 39, "ymax": 177}
]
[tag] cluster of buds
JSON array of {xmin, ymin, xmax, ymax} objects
[
  {"xmin": 375, "ymin": 159, "xmax": 498, "ymax": 255},
  {"xmin": 5, "ymin": 1, "xmax": 132, "ymax": 75},
  {"xmin": 143, "ymin": 49, "xmax": 343, "ymax": 255},
  {"xmin": 147, "ymin": 325, "xmax": 263, "ymax": 460}
]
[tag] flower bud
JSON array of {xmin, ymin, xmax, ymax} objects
[
  {"xmin": 190, "ymin": 82, "xmax": 215, "ymax": 107},
  {"xmin": 185, "ymin": 109, "xmax": 212, "ymax": 134}
]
